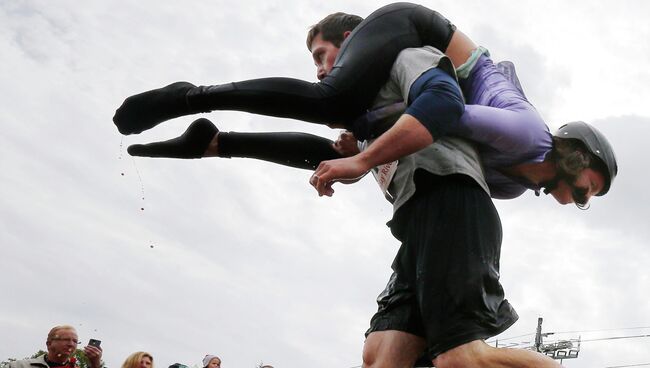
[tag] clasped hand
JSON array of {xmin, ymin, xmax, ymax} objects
[{"xmin": 309, "ymin": 156, "xmax": 369, "ymax": 197}]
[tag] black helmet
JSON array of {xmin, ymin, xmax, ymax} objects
[{"xmin": 554, "ymin": 121, "xmax": 618, "ymax": 195}]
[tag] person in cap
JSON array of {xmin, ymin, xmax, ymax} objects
[{"xmin": 202, "ymin": 355, "xmax": 220, "ymax": 368}]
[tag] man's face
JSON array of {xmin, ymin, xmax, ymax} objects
[
  {"xmin": 46, "ymin": 328, "xmax": 78, "ymax": 362},
  {"xmin": 310, "ymin": 33, "xmax": 343, "ymax": 80},
  {"xmin": 139, "ymin": 356, "xmax": 153, "ymax": 368},
  {"xmin": 550, "ymin": 167, "xmax": 605, "ymax": 205}
]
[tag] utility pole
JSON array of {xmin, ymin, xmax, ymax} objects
[
  {"xmin": 534, "ymin": 316, "xmax": 581, "ymax": 363},
  {"xmin": 535, "ymin": 317, "xmax": 544, "ymax": 352}
]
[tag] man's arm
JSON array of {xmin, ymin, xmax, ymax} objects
[{"xmin": 310, "ymin": 114, "xmax": 432, "ymax": 196}]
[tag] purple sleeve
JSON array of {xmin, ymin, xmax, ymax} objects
[
  {"xmin": 453, "ymin": 104, "xmax": 547, "ymax": 156},
  {"xmin": 450, "ymin": 54, "xmax": 551, "ymax": 159}
]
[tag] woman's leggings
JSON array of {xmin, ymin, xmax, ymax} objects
[
  {"xmin": 192, "ymin": 3, "xmax": 456, "ymax": 127},
  {"xmin": 218, "ymin": 131, "xmax": 343, "ymax": 170}
]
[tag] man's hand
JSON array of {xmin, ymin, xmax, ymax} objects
[
  {"xmin": 310, "ymin": 114, "xmax": 435, "ymax": 197},
  {"xmin": 332, "ymin": 131, "xmax": 360, "ymax": 157},
  {"xmin": 309, "ymin": 156, "xmax": 369, "ymax": 197},
  {"xmin": 83, "ymin": 345, "xmax": 103, "ymax": 368}
]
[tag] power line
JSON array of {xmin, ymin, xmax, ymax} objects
[
  {"xmin": 488, "ymin": 325, "xmax": 650, "ymax": 344},
  {"xmin": 487, "ymin": 332, "xmax": 534, "ymax": 343},
  {"xmin": 581, "ymin": 334, "xmax": 650, "ymax": 343},
  {"xmin": 553, "ymin": 326, "xmax": 650, "ymax": 335},
  {"xmin": 603, "ymin": 364, "xmax": 650, "ymax": 368}
]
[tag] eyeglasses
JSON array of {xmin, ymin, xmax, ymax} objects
[{"xmin": 52, "ymin": 338, "xmax": 80, "ymax": 345}]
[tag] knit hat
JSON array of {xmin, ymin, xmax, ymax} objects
[{"xmin": 202, "ymin": 355, "xmax": 220, "ymax": 368}]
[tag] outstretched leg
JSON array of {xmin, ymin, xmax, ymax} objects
[
  {"xmin": 113, "ymin": 3, "xmax": 459, "ymax": 135},
  {"xmin": 128, "ymin": 118, "xmax": 343, "ymax": 170},
  {"xmin": 128, "ymin": 118, "xmax": 217, "ymax": 159}
]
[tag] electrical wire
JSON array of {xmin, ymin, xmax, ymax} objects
[
  {"xmin": 581, "ymin": 334, "xmax": 650, "ymax": 343},
  {"xmin": 486, "ymin": 332, "xmax": 534, "ymax": 343},
  {"xmin": 552, "ymin": 326, "xmax": 650, "ymax": 335},
  {"xmin": 487, "ymin": 325, "xmax": 650, "ymax": 344}
]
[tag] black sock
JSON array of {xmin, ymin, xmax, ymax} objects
[{"xmin": 127, "ymin": 118, "xmax": 218, "ymax": 159}]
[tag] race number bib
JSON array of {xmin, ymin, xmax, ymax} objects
[{"xmin": 371, "ymin": 161, "xmax": 398, "ymax": 199}]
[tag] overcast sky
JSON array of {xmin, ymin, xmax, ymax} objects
[{"xmin": 1, "ymin": 1, "xmax": 649, "ymax": 368}]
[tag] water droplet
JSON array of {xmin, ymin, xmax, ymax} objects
[{"xmin": 131, "ymin": 156, "xmax": 146, "ymax": 203}]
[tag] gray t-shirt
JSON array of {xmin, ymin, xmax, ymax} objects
[{"xmin": 362, "ymin": 46, "xmax": 489, "ymax": 213}]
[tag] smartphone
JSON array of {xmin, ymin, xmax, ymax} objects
[{"xmin": 88, "ymin": 339, "xmax": 101, "ymax": 348}]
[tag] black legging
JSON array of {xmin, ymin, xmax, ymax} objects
[
  {"xmin": 189, "ymin": 3, "xmax": 455, "ymax": 126},
  {"xmin": 218, "ymin": 131, "xmax": 342, "ymax": 170}
]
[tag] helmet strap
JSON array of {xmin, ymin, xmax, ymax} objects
[
  {"xmin": 541, "ymin": 166, "xmax": 577, "ymax": 195},
  {"xmin": 541, "ymin": 176, "xmax": 560, "ymax": 195}
]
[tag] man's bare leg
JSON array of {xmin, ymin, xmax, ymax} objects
[
  {"xmin": 362, "ymin": 330, "xmax": 426, "ymax": 368},
  {"xmin": 433, "ymin": 340, "xmax": 562, "ymax": 368}
]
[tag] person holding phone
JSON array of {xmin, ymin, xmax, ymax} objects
[{"xmin": 8, "ymin": 325, "xmax": 103, "ymax": 368}]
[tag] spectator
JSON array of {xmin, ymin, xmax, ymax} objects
[
  {"xmin": 167, "ymin": 364, "xmax": 187, "ymax": 368},
  {"xmin": 9, "ymin": 325, "xmax": 102, "ymax": 368},
  {"xmin": 201, "ymin": 356, "xmax": 220, "ymax": 368},
  {"xmin": 121, "ymin": 352, "xmax": 153, "ymax": 368}
]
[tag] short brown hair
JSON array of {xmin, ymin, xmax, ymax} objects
[{"xmin": 306, "ymin": 12, "xmax": 363, "ymax": 50}]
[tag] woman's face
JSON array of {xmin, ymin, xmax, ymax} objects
[
  {"xmin": 550, "ymin": 168, "xmax": 605, "ymax": 205},
  {"xmin": 139, "ymin": 356, "xmax": 153, "ymax": 368},
  {"xmin": 207, "ymin": 358, "xmax": 221, "ymax": 368}
]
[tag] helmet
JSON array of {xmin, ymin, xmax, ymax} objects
[{"xmin": 554, "ymin": 121, "xmax": 618, "ymax": 195}]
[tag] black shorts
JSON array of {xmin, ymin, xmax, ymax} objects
[{"xmin": 366, "ymin": 173, "xmax": 518, "ymax": 359}]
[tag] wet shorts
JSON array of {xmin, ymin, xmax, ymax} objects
[{"xmin": 366, "ymin": 172, "xmax": 518, "ymax": 359}]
